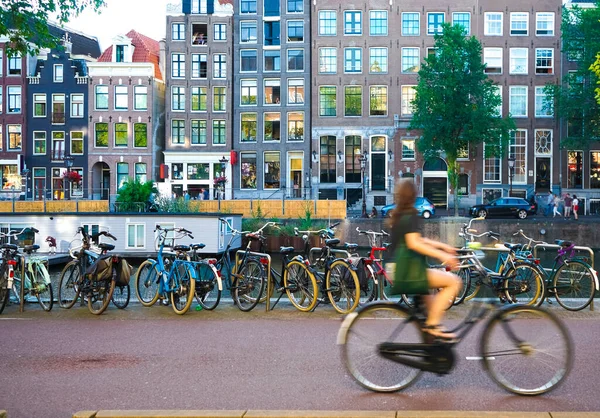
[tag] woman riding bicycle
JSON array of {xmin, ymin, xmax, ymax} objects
[{"xmin": 386, "ymin": 179, "xmax": 461, "ymax": 339}]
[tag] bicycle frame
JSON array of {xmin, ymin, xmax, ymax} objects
[{"xmin": 153, "ymin": 228, "xmax": 197, "ymax": 298}]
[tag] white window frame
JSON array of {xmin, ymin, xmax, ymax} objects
[
  {"xmin": 483, "ymin": 143, "xmax": 501, "ymax": 184},
  {"xmin": 287, "ymin": 79, "xmax": 304, "ymax": 105},
  {"xmin": 127, "ymin": 224, "xmax": 146, "ymax": 249},
  {"xmin": 344, "ymin": 10, "xmax": 362, "ymax": 36},
  {"xmin": 510, "ymin": 12, "xmax": 529, "ymax": 36},
  {"xmin": 509, "ymin": 48, "xmax": 528, "ymax": 75},
  {"xmin": 535, "ymin": 48, "xmax": 554, "ymax": 74},
  {"xmin": 401, "ymin": 85, "xmax": 416, "ymax": 116},
  {"xmin": 33, "ymin": 93, "xmax": 46, "ymax": 117},
  {"xmin": 535, "ymin": 129, "xmax": 552, "ymax": 155},
  {"xmin": 535, "ymin": 86, "xmax": 554, "ymax": 117},
  {"xmin": 509, "ymin": 86, "xmax": 528, "ymax": 117},
  {"xmin": 369, "ymin": 47, "xmax": 387, "ymax": 74},
  {"xmin": 70, "ymin": 93, "xmax": 84, "ymax": 118},
  {"xmin": 240, "ymin": 79, "xmax": 258, "ymax": 106},
  {"xmin": 172, "ymin": 86, "xmax": 185, "ymax": 111},
  {"xmin": 401, "ymin": 138, "xmax": 415, "ymax": 160},
  {"xmin": 344, "ymin": 48, "xmax": 362, "ymax": 74},
  {"xmin": 402, "ymin": 12, "xmax": 420, "ymax": 36},
  {"xmin": 427, "ymin": 12, "xmax": 444, "ymax": 35},
  {"xmin": 53, "ymin": 64, "xmax": 63, "ymax": 83},
  {"xmin": 401, "ymin": 47, "xmax": 420, "ymax": 73},
  {"xmin": 536, "ymin": 12, "xmax": 554, "ymax": 36},
  {"xmin": 319, "ymin": 10, "xmax": 336, "ymax": 36},
  {"xmin": 287, "ymin": 48, "xmax": 304, "ymax": 72},
  {"xmin": 240, "ymin": 21, "xmax": 257, "ymax": 43},
  {"xmin": 510, "ymin": 129, "xmax": 527, "ymax": 184},
  {"xmin": 319, "ymin": 48, "xmax": 336, "ymax": 74},
  {"xmin": 369, "ymin": 10, "xmax": 388, "ymax": 36},
  {"xmin": 484, "ymin": 48, "xmax": 503, "ymax": 74},
  {"xmin": 484, "ymin": 12, "xmax": 503, "ymax": 36},
  {"xmin": 33, "ymin": 131, "xmax": 46, "ymax": 155}
]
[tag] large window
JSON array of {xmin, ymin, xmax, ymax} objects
[
  {"xmin": 402, "ymin": 12, "xmax": 419, "ymax": 36},
  {"xmin": 213, "ymin": 120, "xmax": 226, "ymax": 144},
  {"xmin": 241, "ymin": 80, "xmax": 257, "ymax": 105},
  {"xmin": 241, "ymin": 21, "xmax": 257, "ymax": 43},
  {"xmin": 401, "ymin": 86, "xmax": 416, "ymax": 115},
  {"xmin": 51, "ymin": 131, "xmax": 64, "ymax": 158},
  {"xmin": 52, "ymin": 94, "xmax": 65, "ymax": 124},
  {"xmin": 264, "ymin": 79, "xmax": 280, "ymax": 105},
  {"xmin": 319, "ymin": 86, "xmax": 336, "ymax": 117},
  {"xmin": 264, "ymin": 152, "xmax": 280, "ymax": 189},
  {"xmin": 70, "ymin": 93, "xmax": 84, "ymax": 117},
  {"xmin": 191, "ymin": 87, "xmax": 207, "ymax": 111},
  {"xmin": 117, "ymin": 163, "xmax": 129, "ymax": 190},
  {"xmin": 510, "ymin": 12, "xmax": 528, "ymax": 35},
  {"xmin": 134, "ymin": 123, "xmax": 147, "ymax": 147},
  {"xmin": 402, "ymin": 138, "xmax": 415, "ymax": 160},
  {"xmin": 369, "ymin": 48, "xmax": 387, "ymax": 73},
  {"xmin": 535, "ymin": 49, "xmax": 553, "ymax": 74},
  {"xmin": 453, "ymin": 12, "xmax": 470, "ymax": 35},
  {"xmin": 344, "ymin": 48, "xmax": 361, "ymax": 73},
  {"xmin": 241, "ymin": 50, "xmax": 257, "ymax": 72},
  {"xmin": 7, "ymin": 125, "xmax": 21, "ymax": 150},
  {"xmin": 345, "ymin": 135, "xmax": 361, "ymax": 182},
  {"xmin": 171, "ymin": 120, "xmax": 185, "ymax": 145},
  {"xmin": 213, "ymin": 54, "xmax": 226, "ymax": 78},
  {"xmin": 287, "ymin": 49, "xmax": 304, "ymax": 71},
  {"xmin": 509, "ymin": 48, "xmax": 528, "ymax": 74},
  {"xmin": 8, "ymin": 54, "xmax": 21, "ymax": 75},
  {"xmin": 568, "ymin": 151, "xmax": 583, "ymax": 189},
  {"xmin": 401, "ymin": 48, "xmax": 419, "ymax": 73},
  {"xmin": 172, "ymin": 23, "xmax": 185, "ymax": 40},
  {"xmin": 171, "ymin": 53, "xmax": 185, "ymax": 78},
  {"xmin": 484, "ymin": 12, "xmax": 503, "ymax": 36},
  {"xmin": 509, "ymin": 86, "xmax": 527, "ymax": 117},
  {"xmin": 213, "ymin": 87, "xmax": 226, "ymax": 111},
  {"xmin": 33, "ymin": 94, "xmax": 46, "ymax": 117},
  {"xmin": 95, "ymin": 123, "xmax": 108, "ymax": 147},
  {"xmin": 241, "ymin": 113, "xmax": 257, "ymax": 142},
  {"xmin": 240, "ymin": 0, "xmax": 256, "ymax": 13},
  {"xmin": 134, "ymin": 86, "xmax": 147, "ymax": 110},
  {"xmin": 214, "ymin": 24, "xmax": 226, "ymax": 41},
  {"xmin": 319, "ymin": 11, "xmax": 336, "ymax": 36},
  {"xmin": 127, "ymin": 224, "xmax": 145, "ymax": 249},
  {"xmin": 369, "ymin": 10, "xmax": 387, "ymax": 36},
  {"xmin": 287, "ymin": 21, "xmax": 303, "ymax": 42},
  {"xmin": 287, "ymin": 113, "xmax": 304, "ymax": 141},
  {"xmin": 71, "ymin": 131, "xmax": 84, "ymax": 154},
  {"xmin": 427, "ymin": 13, "xmax": 444, "ymax": 35},
  {"xmin": 535, "ymin": 129, "xmax": 552, "ymax": 155},
  {"xmin": 535, "ymin": 86, "xmax": 553, "ymax": 117},
  {"xmin": 287, "ymin": 0, "xmax": 302, "ymax": 13},
  {"xmin": 33, "ymin": 132, "xmax": 46, "ymax": 155},
  {"xmin": 172, "ymin": 86, "xmax": 185, "ymax": 111},
  {"xmin": 344, "ymin": 11, "xmax": 362, "ymax": 35},
  {"xmin": 320, "ymin": 136, "xmax": 336, "ymax": 183},
  {"xmin": 319, "ymin": 48, "xmax": 336, "ymax": 73},
  {"xmin": 369, "ymin": 86, "xmax": 387, "ymax": 116},
  {"xmin": 264, "ymin": 21, "xmax": 280, "ymax": 46},
  {"xmin": 187, "ymin": 163, "xmax": 208, "ymax": 180},
  {"xmin": 264, "ymin": 50, "xmax": 280, "ymax": 72},
  {"xmin": 53, "ymin": 64, "xmax": 63, "ymax": 82},
  {"xmin": 95, "ymin": 85, "xmax": 108, "ymax": 110},
  {"xmin": 192, "ymin": 54, "xmax": 208, "ymax": 78},
  {"xmin": 264, "ymin": 113, "xmax": 281, "ymax": 141},
  {"xmin": 484, "ymin": 48, "xmax": 502, "ymax": 74},
  {"xmin": 287, "ymin": 79, "xmax": 304, "ymax": 105},
  {"xmin": 344, "ymin": 86, "xmax": 362, "ymax": 117},
  {"xmin": 510, "ymin": 130, "xmax": 527, "ymax": 184},
  {"xmin": 7, "ymin": 86, "xmax": 21, "ymax": 113},
  {"xmin": 536, "ymin": 12, "xmax": 554, "ymax": 36},
  {"xmin": 483, "ymin": 143, "xmax": 501, "ymax": 183},
  {"xmin": 191, "ymin": 120, "xmax": 207, "ymax": 145},
  {"xmin": 240, "ymin": 153, "xmax": 257, "ymax": 189},
  {"xmin": 114, "ymin": 123, "xmax": 128, "ymax": 147}
]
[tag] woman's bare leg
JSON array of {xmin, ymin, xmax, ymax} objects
[{"xmin": 425, "ymin": 268, "xmax": 461, "ymax": 328}]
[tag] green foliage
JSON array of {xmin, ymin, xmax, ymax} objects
[
  {"xmin": 591, "ymin": 53, "xmax": 600, "ymax": 104},
  {"xmin": 250, "ymin": 200, "xmax": 265, "ymax": 218},
  {"xmin": 114, "ymin": 179, "xmax": 156, "ymax": 212},
  {"xmin": 0, "ymin": 0, "xmax": 106, "ymax": 57},
  {"xmin": 298, "ymin": 201, "xmax": 314, "ymax": 231},
  {"xmin": 150, "ymin": 195, "xmax": 193, "ymax": 213}
]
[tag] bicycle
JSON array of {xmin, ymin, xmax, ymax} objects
[
  {"xmin": 338, "ymin": 293, "xmax": 573, "ymax": 395},
  {"xmin": 189, "ymin": 243, "xmax": 222, "ymax": 311}
]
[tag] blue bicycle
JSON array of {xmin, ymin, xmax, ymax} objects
[{"xmin": 134, "ymin": 226, "xmax": 197, "ymax": 315}]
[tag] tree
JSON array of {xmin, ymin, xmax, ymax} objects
[
  {"xmin": 409, "ymin": 23, "xmax": 514, "ymax": 216},
  {"xmin": 546, "ymin": 3, "xmax": 600, "ymax": 149},
  {"xmin": 591, "ymin": 53, "xmax": 600, "ymax": 104},
  {"xmin": 115, "ymin": 179, "xmax": 156, "ymax": 212},
  {"xmin": 0, "ymin": 0, "xmax": 106, "ymax": 57}
]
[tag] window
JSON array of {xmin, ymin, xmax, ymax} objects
[
  {"xmin": 344, "ymin": 136, "xmax": 361, "ymax": 182},
  {"xmin": 52, "ymin": 94, "xmax": 65, "ymax": 124},
  {"xmin": 344, "ymin": 11, "xmax": 362, "ymax": 35},
  {"xmin": 70, "ymin": 93, "xmax": 84, "ymax": 117},
  {"xmin": 510, "ymin": 130, "xmax": 527, "ymax": 184},
  {"xmin": 428, "ymin": 13, "xmax": 444, "ymax": 35},
  {"xmin": 319, "ymin": 11, "xmax": 336, "ymax": 36},
  {"xmin": 509, "ymin": 86, "xmax": 527, "ymax": 117},
  {"xmin": 191, "ymin": 87, "xmax": 207, "ymax": 111},
  {"xmin": 535, "ymin": 49, "xmax": 553, "ymax": 74},
  {"xmin": 287, "ymin": 0, "xmax": 302, "ymax": 13},
  {"xmin": 568, "ymin": 151, "xmax": 583, "ymax": 189},
  {"xmin": 453, "ymin": 12, "xmax": 470, "ymax": 35},
  {"xmin": 241, "ymin": 0, "xmax": 256, "ymax": 13},
  {"xmin": 172, "ymin": 23, "xmax": 185, "ymax": 40},
  {"xmin": 264, "ymin": 50, "xmax": 280, "ymax": 72},
  {"xmin": 287, "ymin": 49, "xmax": 304, "ymax": 71},
  {"xmin": 345, "ymin": 86, "xmax": 362, "ymax": 117},
  {"xmin": 70, "ymin": 131, "xmax": 84, "ymax": 155},
  {"xmin": 287, "ymin": 79, "xmax": 304, "ymax": 105},
  {"xmin": 535, "ymin": 129, "xmax": 552, "ymax": 155},
  {"xmin": 213, "ymin": 120, "xmax": 226, "ymax": 144},
  {"xmin": 241, "ymin": 113, "xmax": 257, "ymax": 142},
  {"xmin": 344, "ymin": 48, "xmax": 361, "ymax": 73},
  {"xmin": 264, "ymin": 21, "xmax": 280, "ymax": 46},
  {"xmin": 51, "ymin": 131, "xmax": 64, "ymax": 158},
  {"xmin": 287, "ymin": 112, "xmax": 304, "ymax": 141},
  {"xmin": 191, "ymin": 54, "xmax": 208, "ymax": 78},
  {"xmin": 369, "ymin": 48, "xmax": 387, "ymax": 73},
  {"xmin": 191, "ymin": 120, "xmax": 207, "ymax": 145},
  {"xmin": 241, "ymin": 80, "xmax": 257, "ymax": 105},
  {"xmin": 263, "ymin": 152, "xmax": 281, "ymax": 189},
  {"xmin": 483, "ymin": 143, "xmax": 501, "ymax": 183},
  {"xmin": 117, "ymin": 163, "xmax": 129, "ymax": 190},
  {"xmin": 7, "ymin": 86, "xmax": 21, "ymax": 113},
  {"xmin": 127, "ymin": 224, "xmax": 145, "ymax": 249},
  {"xmin": 114, "ymin": 123, "xmax": 128, "ymax": 147},
  {"xmin": 401, "ymin": 86, "xmax": 416, "ymax": 115},
  {"xmin": 134, "ymin": 163, "xmax": 147, "ymax": 183},
  {"xmin": 191, "ymin": 0, "xmax": 207, "ymax": 13},
  {"xmin": 171, "ymin": 54, "xmax": 185, "ymax": 78},
  {"xmin": 402, "ymin": 139, "xmax": 415, "ymax": 160},
  {"xmin": 264, "ymin": 79, "xmax": 281, "ymax": 104},
  {"xmin": 172, "ymin": 86, "xmax": 185, "ymax": 111},
  {"xmin": 401, "ymin": 47, "xmax": 419, "ymax": 73},
  {"xmin": 95, "ymin": 123, "xmax": 108, "ymax": 147},
  {"xmin": 8, "ymin": 54, "xmax": 21, "ymax": 75},
  {"xmin": 287, "ymin": 21, "xmax": 303, "ymax": 42},
  {"xmin": 370, "ymin": 86, "xmax": 387, "ymax": 116},
  {"xmin": 484, "ymin": 12, "xmax": 503, "ymax": 36},
  {"xmin": 172, "ymin": 163, "xmax": 183, "ymax": 180},
  {"xmin": 188, "ymin": 163, "xmax": 209, "ymax": 180},
  {"xmin": 535, "ymin": 86, "xmax": 553, "ymax": 117},
  {"xmin": 213, "ymin": 54, "xmax": 226, "ymax": 78},
  {"xmin": 33, "ymin": 132, "xmax": 46, "ymax": 155},
  {"xmin": 214, "ymin": 24, "xmax": 226, "ymax": 41},
  {"xmin": 402, "ymin": 12, "xmax": 419, "ymax": 36},
  {"xmin": 241, "ymin": 21, "xmax": 257, "ymax": 43},
  {"xmin": 133, "ymin": 86, "xmax": 147, "ymax": 110},
  {"xmin": 370, "ymin": 10, "xmax": 388, "ymax": 36},
  {"xmin": 264, "ymin": 0, "xmax": 279, "ymax": 16},
  {"xmin": 536, "ymin": 12, "xmax": 554, "ymax": 36},
  {"xmin": 263, "ymin": 113, "xmax": 281, "ymax": 142},
  {"xmin": 484, "ymin": 48, "xmax": 502, "ymax": 74},
  {"xmin": 240, "ymin": 153, "xmax": 257, "ymax": 189},
  {"xmin": 134, "ymin": 123, "xmax": 147, "ymax": 147},
  {"xmin": 319, "ymin": 48, "xmax": 336, "ymax": 73},
  {"xmin": 240, "ymin": 50, "xmax": 257, "ymax": 72},
  {"xmin": 53, "ymin": 64, "xmax": 63, "ymax": 82},
  {"xmin": 171, "ymin": 120, "xmax": 185, "ymax": 144},
  {"xmin": 492, "ymin": 85, "xmax": 502, "ymax": 116},
  {"xmin": 33, "ymin": 94, "xmax": 46, "ymax": 117},
  {"xmin": 510, "ymin": 12, "xmax": 528, "ymax": 35},
  {"xmin": 320, "ymin": 136, "xmax": 336, "ymax": 183},
  {"xmin": 457, "ymin": 174, "xmax": 469, "ymax": 195},
  {"xmin": 95, "ymin": 85, "xmax": 108, "ymax": 110},
  {"xmin": 115, "ymin": 86, "xmax": 128, "ymax": 110},
  {"xmin": 213, "ymin": 87, "xmax": 226, "ymax": 111},
  {"xmin": 115, "ymin": 44, "xmax": 126, "ymax": 62},
  {"xmin": 509, "ymin": 48, "xmax": 528, "ymax": 74},
  {"xmin": 319, "ymin": 86, "xmax": 336, "ymax": 117}
]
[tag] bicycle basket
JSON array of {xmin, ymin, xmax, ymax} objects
[
  {"xmin": 14, "ymin": 228, "xmax": 35, "ymax": 247},
  {"xmin": 115, "ymin": 258, "xmax": 132, "ymax": 286},
  {"xmin": 85, "ymin": 255, "xmax": 113, "ymax": 281}
]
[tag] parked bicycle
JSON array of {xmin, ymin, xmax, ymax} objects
[
  {"xmin": 189, "ymin": 243, "xmax": 222, "ymax": 311},
  {"xmin": 354, "ymin": 227, "xmax": 391, "ymax": 304}
]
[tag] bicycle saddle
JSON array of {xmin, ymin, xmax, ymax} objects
[
  {"xmin": 279, "ymin": 246, "xmax": 295, "ymax": 254},
  {"xmin": 503, "ymin": 243, "xmax": 523, "ymax": 251},
  {"xmin": 98, "ymin": 243, "xmax": 115, "ymax": 251},
  {"xmin": 23, "ymin": 244, "xmax": 40, "ymax": 254},
  {"xmin": 325, "ymin": 238, "xmax": 340, "ymax": 247},
  {"xmin": 1, "ymin": 243, "xmax": 18, "ymax": 251},
  {"xmin": 555, "ymin": 240, "xmax": 573, "ymax": 247},
  {"xmin": 345, "ymin": 243, "xmax": 358, "ymax": 251},
  {"xmin": 191, "ymin": 243, "xmax": 206, "ymax": 250},
  {"xmin": 173, "ymin": 245, "xmax": 190, "ymax": 252}
]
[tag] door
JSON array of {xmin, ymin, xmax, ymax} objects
[
  {"xmin": 101, "ymin": 169, "xmax": 110, "ymax": 199},
  {"xmin": 371, "ymin": 154, "xmax": 385, "ymax": 191},
  {"xmin": 536, "ymin": 158, "xmax": 551, "ymax": 192},
  {"xmin": 423, "ymin": 177, "xmax": 447, "ymax": 208}
]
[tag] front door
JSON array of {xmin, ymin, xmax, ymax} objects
[
  {"xmin": 101, "ymin": 169, "xmax": 110, "ymax": 199},
  {"xmin": 371, "ymin": 154, "xmax": 385, "ymax": 191},
  {"xmin": 423, "ymin": 177, "xmax": 447, "ymax": 208},
  {"xmin": 536, "ymin": 158, "xmax": 551, "ymax": 192}
]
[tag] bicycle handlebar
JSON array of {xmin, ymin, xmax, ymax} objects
[
  {"xmin": 0, "ymin": 227, "xmax": 39, "ymax": 238},
  {"xmin": 513, "ymin": 229, "xmax": 547, "ymax": 245}
]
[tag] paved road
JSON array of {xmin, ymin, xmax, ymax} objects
[{"xmin": 0, "ymin": 300, "xmax": 599, "ymax": 418}]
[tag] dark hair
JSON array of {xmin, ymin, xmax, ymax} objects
[{"xmin": 387, "ymin": 179, "xmax": 417, "ymax": 229}]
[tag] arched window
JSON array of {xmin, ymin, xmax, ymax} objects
[{"xmin": 423, "ymin": 157, "xmax": 448, "ymax": 171}]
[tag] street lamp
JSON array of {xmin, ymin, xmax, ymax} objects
[
  {"xmin": 507, "ymin": 155, "xmax": 515, "ymax": 197},
  {"xmin": 218, "ymin": 156, "xmax": 229, "ymax": 201},
  {"xmin": 358, "ymin": 150, "xmax": 369, "ymax": 218},
  {"xmin": 21, "ymin": 168, "xmax": 29, "ymax": 201},
  {"xmin": 63, "ymin": 154, "xmax": 74, "ymax": 200}
]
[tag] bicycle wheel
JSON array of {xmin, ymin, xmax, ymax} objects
[
  {"xmin": 135, "ymin": 260, "xmax": 160, "ymax": 307},
  {"xmin": 481, "ymin": 305, "xmax": 573, "ymax": 395},
  {"xmin": 553, "ymin": 260, "xmax": 596, "ymax": 311},
  {"xmin": 453, "ymin": 268, "xmax": 473, "ymax": 305},
  {"xmin": 194, "ymin": 262, "xmax": 221, "ymax": 310},
  {"xmin": 170, "ymin": 264, "xmax": 195, "ymax": 315},
  {"xmin": 503, "ymin": 262, "xmax": 545, "ymax": 306},
  {"xmin": 112, "ymin": 284, "xmax": 130, "ymax": 309},
  {"xmin": 88, "ymin": 279, "xmax": 116, "ymax": 315},
  {"xmin": 283, "ymin": 260, "xmax": 318, "ymax": 312},
  {"xmin": 339, "ymin": 302, "xmax": 423, "ymax": 392},
  {"xmin": 234, "ymin": 259, "xmax": 265, "ymax": 312},
  {"xmin": 0, "ymin": 270, "xmax": 8, "ymax": 314},
  {"xmin": 357, "ymin": 261, "xmax": 378, "ymax": 305},
  {"xmin": 31, "ymin": 263, "xmax": 53, "ymax": 311},
  {"xmin": 326, "ymin": 260, "xmax": 360, "ymax": 314},
  {"xmin": 58, "ymin": 261, "xmax": 82, "ymax": 309}
]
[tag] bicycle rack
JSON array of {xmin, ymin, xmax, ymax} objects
[{"xmin": 234, "ymin": 250, "xmax": 272, "ymax": 312}]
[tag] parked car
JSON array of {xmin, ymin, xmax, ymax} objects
[
  {"xmin": 381, "ymin": 197, "xmax": 436, "ymax": 219},
  {"xmin": 469, "ymin": 197, "xmax": 537, "ymax": 219}
]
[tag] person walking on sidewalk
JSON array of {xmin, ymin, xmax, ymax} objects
[
  {"xmin": 573, "ymin": 195, "xmax": 579, "ymax": 220},
  {"xmin": 552, "ymin": 194, "xmax": 562, "ymax": 218},
  {"xmin": 545, "ymin": 191, "xmax": 553, "ymax": 216},
  {"xmin": 564, "ymin": 193, "xmax": 572, "ymax": 219}
]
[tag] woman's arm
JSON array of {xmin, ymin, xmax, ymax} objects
[
  {"xmin": 405, "ymin": 232, "xmax": 457, "ymax": 269},
  {"xmin": 421, "ymin": 237, "xmax": 456, "ymax": 253}
]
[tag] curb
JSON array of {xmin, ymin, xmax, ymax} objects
[{"xmin": 70, "ymin": 411, "xmax": 600, "ymax": 418}]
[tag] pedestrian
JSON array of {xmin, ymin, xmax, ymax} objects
[
  {"xmin": 184, "ymin": 190, "xmax": 190, "ymax": 201},
  {"xmin": 545, "ymin": 191, "xmax": 553, "ymax": 216},
  {"xmin": 199, "ymin": 188, "xmax": 205, "ymax": 200},
  {"xmin": 369, "ymin": 207, "xmax": 378, "ymax": 218},
  {"xmin": 528, "ymin": 193, "xmax": 538, "ymax": 215},
  {"xmin": 563, "ymin": 193, "xmax": 572, "ymax": 219},
  {"xmin": 203, "ymin": 188, "xmax": 209, "ymax": 201},
  {"xmin": 386, "ymin": 179, "xmax": 461, "ymax": 339},
  {"xmin": 572, "ymin": 194, "xmax": 579, "ymax": 220},
  {"xmin": 552, "ymin": 194, "xmax": 562, "ymax": 218}
]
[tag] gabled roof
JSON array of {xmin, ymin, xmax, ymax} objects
[
  {"xmin": 47, "ymin": 24, "xmax": 102, "ymax": 58},
  {"xmin": 98, "ymin": 30, "xmax": 162, "ymax": 80}
]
